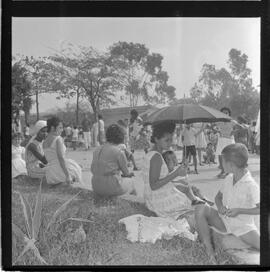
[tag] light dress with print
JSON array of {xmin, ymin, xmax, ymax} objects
[
  {"xmin": 213, "ymin": 171, "xmax": 260, "ymax": 237},
  {"xmin": 193, "ymin": 123, "xmax": 207, "ymax": 149},
  {"xmin": 142, "ymin": 151, "xmax": 193, "ymax": 220},
  {"xmin": 25, "ymin": 139, "xmax": 46, "ymax": 179},
  {"xmin": 215, "ymin": 122, "xmax": 235, "ymax": 155},
  {"xmin": 43, "ymin": 136, "xmax": 82, "ymax": 185},
  {"xmin": 12, "ymin": 145, "xmax": 27, "ymax": 178}
]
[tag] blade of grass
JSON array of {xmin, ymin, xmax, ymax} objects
[
  {"xmin": 60, "ymin": 217, "xmax": 94, "ymax": 224},
  {"xmin": 32, "ymin": 179, "xmax": 43, "ymax": 240},
  {"xmin": 32, "ymin": 244, "xmax": 48, "ymax": 265},
  {"xmin": 12, "ymin": 223, "xmax": 28, "ymax": 240},
  {"xmin": 18, "ymin": 192, "xmax": 32, "ymax": 238},
  {"xmin": 46, "ymin": 191, "xmax": 82, "ymax": 230}
]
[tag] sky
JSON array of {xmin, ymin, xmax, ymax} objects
[{"xmin": 12, "ymin": 17, "xmax": 260, "ymax": 113}]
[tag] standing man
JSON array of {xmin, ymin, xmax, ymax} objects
[{"xmin": 81, "ymin": 113, "xmax": 92, "ymax": 150}]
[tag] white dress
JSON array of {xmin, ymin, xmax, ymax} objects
[
  {"xmin": 142, "ymin": 151, "xmax": 193, "ymax": 220},
  {"xmin": 193, "ymin": 123, "xmax": 207, "ymax": 149},
  {"xmin": 44, "ymin": 136, "xmax": 82, "ymax": 185},
  {"xmin": 12, "ymin": 145, "xmax": 27, "ymax": 178}
]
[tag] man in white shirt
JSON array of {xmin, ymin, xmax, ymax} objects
[{"xmin": 182, "ymin": 124, "xmax": 204, "ymax": 174}]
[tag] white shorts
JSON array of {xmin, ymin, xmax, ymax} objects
[{"xmin": 216, "ymin": 137, "xmax": 235, "ymax": 156}]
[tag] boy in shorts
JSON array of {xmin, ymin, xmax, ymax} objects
[{"xmin": 194, "ymin": 143, "xmax": 260, "ymax": 264}]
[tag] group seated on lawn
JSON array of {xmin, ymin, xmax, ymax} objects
[{"xmin": 12, "ymin": 118, "xmax": 260, "ymax": 265}]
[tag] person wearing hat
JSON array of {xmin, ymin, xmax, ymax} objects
[{"xmin": 25, "ymin": 120, "xmax": 48, "ymax": 179}]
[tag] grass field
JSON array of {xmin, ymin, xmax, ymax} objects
[{"xmin": 12, "ymin": 176, "xmax": 240, "ymax": 266}]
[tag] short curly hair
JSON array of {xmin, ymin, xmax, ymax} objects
[
  {"xmin": 130, "ymin": 109, "xmax": 139, "ymax": 117},
  {"xmin": 47, "ymin": 116, "xmax": 62, "ymax": 132},
  {"xmin": 151, "ymin": 121, "xmax": 176, "ymax": 143},
  {"xmin": 106, "ymin": 124, "xmax": 124, "ymax": 145}
]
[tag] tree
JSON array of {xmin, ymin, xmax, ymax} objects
[
  {"xmin": 19, "ymin": 56, "xmax": 59, "ymax": 121},
  {"xmin": 189, "ymin": 49, "xmax": 259, "ymax": 120},
  {"xmin": 12, "ymin": 62, "xmax": 33, "ymax": 124},
  {"xmin": 50, "ymin": 43, "xmax": 119, "ymax": 123},
  {"xmin": 108, "ymin": 42, "xmax": 176, "ymax": 107}
]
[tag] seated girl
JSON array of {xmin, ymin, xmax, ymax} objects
[
  {"xmin": 162, "ymin": 150, "xmax": 214, "ymax": 206},
  {"xmin": 25, "ymin": 120, "xmax": 48, "ymax": 180},
  {"xmin": 12, "ymin": 132, "xmax": 27, "ymax": 180},
  {"xmin": 91, "ymin": 124, "xmax": 135, "ymax": 197},
  {"xmin": 43, "ymin": 117, "xmax": 82, "ymax": 185},
  {"xmin": 195, "ymin": 143, "xmax": 260, "ymax": 264},
  {"xmin": 141, "ymin": 121, "xmax": 205, "ymax": 222}
]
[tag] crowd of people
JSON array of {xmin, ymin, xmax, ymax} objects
[{"xmin": 11, "ymin": 106, "xmax": 260, "ymax": 264}]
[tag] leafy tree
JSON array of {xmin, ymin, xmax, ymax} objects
[
  {"xmin": 50, "ymin": 44, "xmax": 118, "ymax": 124},
  {"xmin": 18, "ymin": 56, "xmax": 60, "ymax": 121},
  {"xmin": 189, "ymin": 49, "xmax": 259, "ymax": 120},
  {"xmin": 108, "ymin": 42, "xmax": 176, "ymax": 107},
  {"xmin": 12, "ymin": 62, "xmax": 33, "ymax": 124}
]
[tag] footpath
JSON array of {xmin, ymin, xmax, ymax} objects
[{"xmin": 66, "ymin": 148, "xmax": 260, "ymax": 265}]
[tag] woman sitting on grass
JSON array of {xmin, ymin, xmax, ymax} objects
[
  {"xmin": 91, "ymin": 124, "xmax": 135, "ymax": 197},
  {"xmin": 141, "ymin": 121, "xmax": 205, "ymax": 221},
  {"xmin": 43, "ymin": 116, "xmax": 82, "ymax": 185},
  {"xmin": 25, "ymin": 120, "xmax": 48, "ymax": 180},
  {"xmin": 195, "ymin": 143, "xmax": 260, "ymax": 264}
]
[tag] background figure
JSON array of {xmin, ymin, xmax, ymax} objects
[
  {"xmin": 203, "ymin": 143, "xmax": 216, "ymax": 164},
  {"xmin": 12, "ymin": 132, "xmax": 27, "ymax": 179},
  {"xmin": 215, "ymin": 107, "xmax": 235, "ymax": 178},
  {"xmin": 97, "ymin": 114, "xmax": 105, "ymax": 145},
  {"xmin": 92, "ymin": 118, "xmax": 99, "ymax": 147},
  {"xmin": 193, "ymin": 123, "xmax": 207, "ymax": 166},
  {"xmin": 81, "ymin": 113, "xmax": 92, "ymax": 150},
  {"xmin": 71, "ymin": 126, "xmax": 79, "ymax": 150},
  {"xmin": 117, "ymin": 119, "xmax": 130, "ymax": 148},
  {"xmin": 129, "ymin": 109, "xmax": 143, "ymax": 154},
  {"xmin": 233, "ymin": 116, "xmax": 249, "ymax": 148},
  {"xmin": 248, "ymin": 121, "xmax": 257, "ymax": 153}
]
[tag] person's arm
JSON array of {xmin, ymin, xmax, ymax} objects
[
  {"xmin": 226, "ymin": 203, "xmax": 260, "ymax": 217},
  {"xmin": 149, "ymin": 153, "xmax": 186, "ymax": 191},
  {"xmin": 28, "ymin": 143, "xmax": 47, "ymax": 165},
  {"xmin": 56, "ymin": 137, "xmax": 72, "ymax": 184},
  {"xmin": 117, "ymin": 151, "xmax": 133, "ymax": 177},
  {"xmin": 215, "ymin": 191, "xmax": 228, "ymax": 215}
]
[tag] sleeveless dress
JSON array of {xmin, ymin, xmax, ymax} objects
[
  {"xmin": 142, "ymin": 151, "xmax": 193, "ymax": 220},
  {"xmin": 25, "ymin": 139, "xmax": 46, "ymax": 179},
  {"xmin": 91, "ymin": 144, "xmax": 134, "ymax": 196},
  {"xmin": 43, "ymin": 136, "xmax": 82, "ymax": 185},
  {"xmin": 12, "ymin": 145, "xmax": 27, "ymax": 178}
]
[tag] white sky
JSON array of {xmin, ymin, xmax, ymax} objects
[{"xmin": 12, "ymin": 17, "xmax": 260, "ymax": 113}]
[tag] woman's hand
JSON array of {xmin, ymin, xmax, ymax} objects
[
  {"xmin": 175, "ymin": 165, "xmax": 187, "ymax": 177},
  {"xmin": 218, "ymin": 205, "xmax": 229, "ymax": 215}
]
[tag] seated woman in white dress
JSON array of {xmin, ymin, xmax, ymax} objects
[
  {"xmin": 12, "ymin": 132, "xmax": 27, "ymax": 180},
  {"xmin": 25, "ymin": 120, "xmax": 48, "ymax": 180},
  {"xmin": 43, "ymin": 116, "xmax": 82, "ymax": 185},
  {"xmin": 142, "ymin": 121, "xmax": 204, "ymax": 220}
]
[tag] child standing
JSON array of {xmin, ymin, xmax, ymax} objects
[
  {"xmin": 12, "ymin": 132, "xmax": 27, "ymax": 180},
  {"xmin": 194, "ymin": 143, "xmax": 260, "ymax": 264}
]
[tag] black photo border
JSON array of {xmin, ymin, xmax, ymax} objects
[{"xmin": 2, "ymin": 0, "xmax": 270, "ymax": 270}]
